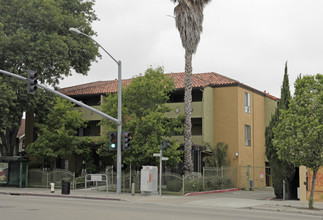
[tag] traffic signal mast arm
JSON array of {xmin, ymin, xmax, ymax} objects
[{"xmin": 0, "ymin": 69, "xmax": 119, "ymax": 124}]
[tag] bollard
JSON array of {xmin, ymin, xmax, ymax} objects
[
  {"xmin": 283, "ymin": 180, "xmax": 286, "ymax": 200},
  {"xmin": 131, "ymin": 183, "xmax": 135, "ymax": 196},
  {"xmin": 50, "ymin": 183, "xmax": 55, "ymax": 193}
]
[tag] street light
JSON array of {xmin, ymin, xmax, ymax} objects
[{"xmin": 69, "ymin": 27, "xmax": 123, "ymax": 194}]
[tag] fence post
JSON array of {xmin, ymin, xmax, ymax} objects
[
  {"xmin": 129, "ymin": 164, "xmax": 132, "ymax": 189},
  {"xmin": 283, "ymin": 179, "xmax": 286, "ymax": 200},
  {"xmin": 202, "ymin": 167, "xmax": 205, "ymax": 189},
  {"xmin": 46, "ymin": 171, "xmax": 49, "ymax": 189},
  {"xmin": 221, "ymin": 166, "xmax": 224, "ymax": 189},
  {"xmin": 73, "ymin": 172, "xmax": 75, "ymax": 190},
  {"xmin": 182, "ymin": 175, "xmax": 185, "ymax": 195}
]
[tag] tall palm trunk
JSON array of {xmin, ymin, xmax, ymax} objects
[
  {"xmin": 184, "ymin": 50, "xmax": 193, "ymax": 172},
  {"xmin": 172, "ymin": 0, "xmax": 211, "ymax": 173}
]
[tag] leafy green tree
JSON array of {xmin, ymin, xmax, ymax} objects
[
  {"xmin": 0, "ymin": 0, "xmax": 99, "ymax": 156},
  {"xmin": 0, "ymin": 76, "xmax": 23, "ymax": 156},
  {"xmin": 273, "ymin": 74, "xmax": 323, "ymax": 209},
  {"xmin": 265, "ymin": 62, "xmax": 295, "ymax": 198},
  {"xmin": 99, "ymin": 67, "xmax": 183, "ymax": 169},
  {"xmin": 171, "ymin": 0, "xmax": 211, "ymax": 173},
  {"xmin": 27, "ymin": 97, "xmax": 86, "ymax": 165},
  {"xmin": 203, "ymin": 142, "xmax": 230, "ymax": 167},
  {"xmin": 75, "ymin": 138, "xmax": 99, "ymax": 174}
]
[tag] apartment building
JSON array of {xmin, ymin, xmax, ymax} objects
[{"xmin": 59, "ymin": 72, "xmax": 277, "ymax": 187}]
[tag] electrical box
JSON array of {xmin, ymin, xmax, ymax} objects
[{"xmin": 140, "ymin": 166, "xmax": 158, "ymax": 194}]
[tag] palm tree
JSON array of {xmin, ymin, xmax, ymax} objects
[
  {"xmin": 171, "ymin": 0, "xmax": 211, "ymax": 173},
  {"xmin": 203, "ymin": 142, "xmax": 230, "ymax": 167}
]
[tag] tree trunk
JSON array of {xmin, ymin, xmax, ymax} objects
[
  {"xmin": 183, "ymin": 50, "xmax": 193, "ymax": 173},
  {"xmin": 0, "ymin": 127, "xmax": 19, "ymax": 156},
  {"xmin": 308, "ymin": 168, "xmax": 318, "ymax": 209}
]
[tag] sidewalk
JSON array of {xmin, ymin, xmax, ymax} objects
[{"xmin": 0, "ymin": 186, "xmax": 322, "ymax": 217}]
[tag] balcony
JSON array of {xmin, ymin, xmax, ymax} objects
[
  {"xmin": 165, "ymin": 101, "xmax": 203, "ymax": 118},
  {"xmin": 75, "ymin": 105, "xmax": 102, "ymax": 120},
  {"xmin": 171, "ymin": 135, "xmax": 203, "ymax": 145}
]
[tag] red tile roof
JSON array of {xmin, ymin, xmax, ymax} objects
[
  {"xmin": 59, "ymin": 72, "xmax": 278, "ymax": 101},
  {"xmin": 59, "ymin": 72, "xmax": 238, "ymax": 96}
]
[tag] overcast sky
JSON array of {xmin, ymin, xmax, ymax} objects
[{"xmin": 58, "ymin": 0, "xmax": 323, "ymax": 98}]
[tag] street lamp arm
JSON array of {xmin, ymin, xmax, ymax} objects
[
  {"xmin": 69, "ymin": 28, "xmax": 119, "ymax": 64},
  {"xmin": 69, "ymin": 27, "xmax": 123, "ymax": 195}
]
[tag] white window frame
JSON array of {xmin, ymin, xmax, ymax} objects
[
  {"xmin": 245, "ymin": 124, "xmax": 251, "ymax": 146},
  {"xmin": 244, "ymin": 92, "xmax": 251, "ymax": 114}
]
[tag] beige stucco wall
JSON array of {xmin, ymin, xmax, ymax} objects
[
  {"xmin": 76, "ymin": 105, "xmax": 102, "ymax": 120},
  {"xmin": 213, "ymin": 86, "xmax": 239, "ymax": 169},
  {"xmin": 299, "ymin": 166, "xmax": 307, "ymax": 201},
  {"xmin": 213, "ymin": 86, "xmax": 268, "ymax": 188},
  {"xmin": 165, "ymin": 102, "xmax": 203, "ymax": 118},
  {"xmin": 202, "ymin": 86, "xmax": 214, "ymax": 147}
]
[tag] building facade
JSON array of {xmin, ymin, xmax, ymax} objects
[{"xmin": 59, "ymin": 72, "xmax": 277, "ymax": 187}]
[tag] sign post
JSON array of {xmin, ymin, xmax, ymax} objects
[{"xmin": 153, "ymin": 144, "xmax": 168, "ymax": 197}]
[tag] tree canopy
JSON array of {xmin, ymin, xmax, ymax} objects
[
  {"xmin": 0, "ymin": 0, "xmax": 100, "ymax": 156},
  {"xmin": 273, "ymin": 74, "xmax": 323, "ymax": 209},
  {"xmin": 265, "ymin": 62, "xmax": 295, "ymax": 198},
  {"xmin": 27, "ymin": 97, "xmax": 86, "ymax": 162},
  {"xmin": 99, "ymin": 67, "xmax": 183, "ymax": 169},
  {"xmin": 0, "ymin": 0, "xmax": 99, "ymax": 84},
  {"xmin": 203, "ymin": 142, "xmax": 230, "ymax": 168}
]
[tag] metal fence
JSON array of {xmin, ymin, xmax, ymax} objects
[
  {"xmin": 239, "ymin": 166, "xmax": 266, "ymax": 190},
  {"xmin": 28, "ymin": 166, "xmax": 237, "ymax": 194},
  {"xmin": 203, "ymin": 166, "xmax": 237, "ymax": 190},
  {"xmin": 74, "ymin": 166, "xmax": 237, "ymax": 195},
  {"xmin": 28, "ymin": 169, "xmax": 75, "ymax": 189}
]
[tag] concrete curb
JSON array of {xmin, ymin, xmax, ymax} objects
[
  {"xmin": 0, "ymin": 191, "xmax": 122, "ymax": 201},
  {"xmin": 249, "ymin": 206, "xmax": 323, "ymax": 217},
  {"xmin": 185, "ymin": 188, "xmax": 239, "ymax": 196}
]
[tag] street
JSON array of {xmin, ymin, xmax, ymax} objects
[{"xmin": 1, "ymin": 194, "xmax": 321, "ymax": 220}]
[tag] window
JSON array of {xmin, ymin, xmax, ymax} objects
[
  {"xmin": 245, "ymin": 124, "xmax": 251, "ymax": 146},
  {"xmin": 192, "ymin": 118, "xmax": 202, "ymax": 135},
  {"xmin": 192, "ymin": 89, "xmax": 203, "ymax": 102},
  {"xmin": 244, "ymin": 92, "xmax": 251, "ymax": 114},
  {"xmin": 78, "ymin": 120, "xmax": 101, "ymax": 136},
  {"xmin": 75, "ymin": 95, "xmax": 100, "ymax": 106},
  {"xmin": 56, "ymin": 158, "xmax": 69, "ymax": 170},
  {"xmin": 173, "ymin": 118, "xmax": 202, "ymax": 136},
  {"xmin": 168, "ymin": 89, "xmax": 203, "ymax": 103}
]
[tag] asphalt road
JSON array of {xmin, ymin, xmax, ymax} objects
[{"xmin": 1, "ymin": 194, "xmax": 322, "ymax": 220}]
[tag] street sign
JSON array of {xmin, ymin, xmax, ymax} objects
[
  {"xmin": 90, "ymin": 174, "xmax": 103, "ymax": 181},
  {"xmin": 153, "ymin": 153, "xmax": 161, "ymax": 157},
  {"xmin": 162, "ymin": 157, "xmax": 169, "ymax": 161}
]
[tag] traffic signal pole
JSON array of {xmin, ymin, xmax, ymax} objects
[
  {"xmin": 0, "ymin": 69, "xmax": 119, "ymax": 124},
  {"xmin": 69, "ymin": 28, "xmax": 123, "ymax": 195},
  {"xmin": 117, "ymin": 61, "xmax": 122, "ymax": 195}
]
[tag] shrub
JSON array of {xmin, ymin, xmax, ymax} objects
[
  {"xmin": 166, "ymin": 180, "xmax": 182, "ymax": 192},
  {"xmin": 184, "ymin": 178, "xmax": 204, "ymax": 192},
  {"xmin": 204, "ymin": 176, "xmax": 233, "ymax": 190}
]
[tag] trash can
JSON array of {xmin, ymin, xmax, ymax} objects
[
  {"xmin": 250, "ymin": 180, "xmax": 255, "ymax": 191},
  {"xmin": 61, "ymin": 179, "xmax": 70, "ymax": 195}
]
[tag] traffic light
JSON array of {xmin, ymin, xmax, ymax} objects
[
  {"xmin": 161, "ymin": 140, "xmax": 170, "ymax": 150},
  {"xmin": 122, "ymin": 131, "xmax": 132, "ymax": 150},
  {"xmin": 109, "ymin": 131, "xmax": 117, "ymax": 150},
  {"xmin": 27, "ymin": 70, "xmax": 38, "ymax": 95}
]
